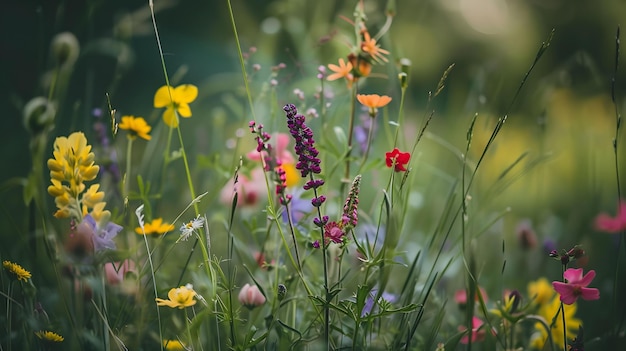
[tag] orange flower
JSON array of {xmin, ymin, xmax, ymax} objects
[
  {"xmin": 357, "ymin": 94, "xmax": 392, "ymax": 117},
  {"xmin": 327, "ymin": 58, "xmax": 354, "ymax": 82},
  {"xmin": 361, "ymin": 31, "xmax": 389, "ymax": 63}
]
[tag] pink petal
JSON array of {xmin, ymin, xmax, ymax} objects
[
  {"xmin": 595, "ymin": 214, "xmax": 623, "ymax": 233},
  {"xmin": 578, "ymin": 270, "xmax": 596, "ymax": 287},
  {"xmin": 563, "ymin": 268, "xmax": 584, "ymax": 284},
  {"xmin": 552, "ymin": 282, "xmax": 577, "ymax": 305},
  {"xmin": 580, "ymin": 287, "xmax": 600, "ymax": 301}
]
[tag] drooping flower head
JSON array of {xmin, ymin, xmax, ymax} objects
[
  {"xmin": 35, "ymin": 330, "xmax": 64, "ymax": 343},
  {"xmin": 3, "ymin": 260, "xmax": 32, "ymax": 282},
  {"xmin": 385, "ymin": 148, "xmax": 410, "ymax": 172},
  {"xmin": 118, "ymin": 115, "xmax": 152, "ymax": 140},
  {"xmin": 155, "ymin": 285, "xmax": 197, "ymax": 309},
  {"xmin": 153, "ymin": 84, "xmax": 198, "ymax": 128},
  {"xmin": 552, "ymin": 268, "xmax": 600, "ymax": 305}
]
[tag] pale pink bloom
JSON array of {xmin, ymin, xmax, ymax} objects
[
  {"xmin": 220, "ymin": 168, "xmax": 266, "ymax": 207},
  {"xmin": 238, "ymin": 283, "xmax": 266, "ymax": 309},
  {"xmin": 459, "ymin": 316, "xmax": 486, "ymax": 344},
  {"xmin": 246, "ymin": 133, "xmax": 295, "ymax": 164},
  {"xmin": 104, "ymin": 260, "xmax": 136, "ymax": 285},
  {"xmin": 552, "ymin": 268, "xmax": 600, "ymax": 305},
  {"xmin": 594, "ymin": 200, "xmax": 626, "ymax": 233}
]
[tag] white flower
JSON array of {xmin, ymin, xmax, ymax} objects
[{"xmin": 179, "ymin": 215, "xmax": 204, "ymax": 241}]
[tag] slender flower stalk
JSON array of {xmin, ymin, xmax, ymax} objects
[{"xmin": 283, "ymin": 103, "xmax": 329, "ymax": 348}]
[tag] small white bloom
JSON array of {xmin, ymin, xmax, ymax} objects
[{"xmin": 179, "ymin": 215, "xmax": 204, "ymax": 241}]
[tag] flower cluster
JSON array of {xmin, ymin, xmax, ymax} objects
[
  {"xmin": 284, "ymin": 104, "xmax": 321, "ymax": 178},
  {"xmin": 47, "ymin": 132, "xmax": 108, "ymax": 220}
]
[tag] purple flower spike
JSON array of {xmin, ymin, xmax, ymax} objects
[{"xmin": 284, "ymin": 104, "xmax": 321, "ymax": 178}]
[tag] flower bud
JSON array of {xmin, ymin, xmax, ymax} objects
[
  {"xmin": 238, "ymin": 283, "xmax": 266, "ymax": 309},
  {"xmin": 23, "ymin": 97, "xmax": 55, "ymax": 134},
  {"xmin": 50, "ymin": 32, "xmax": 80, "ymax": 67}
]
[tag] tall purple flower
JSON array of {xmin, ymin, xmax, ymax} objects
[{"xmin": 284, "ymin": 104, "xmax": 321, "ymax": 178}]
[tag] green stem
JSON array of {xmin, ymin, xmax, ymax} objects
[
  {"xmin": 185, "ymin": 309, "xmax": 194, "ymax": 350},
  {"xmin": 343, "ymin": 85, "xmax": 358, "ymax": 182},
  {"xmin": 357, "ymin": 116, "xmax": 375, "ymax": 174}
]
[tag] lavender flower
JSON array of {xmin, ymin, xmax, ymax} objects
[
  {"xmin": 82, "ymin": 214, "xmax": 122, "ymax": 252},
  {"xmin": 361, "ymin": 289, "xmax": 397, "ymax": 317}
]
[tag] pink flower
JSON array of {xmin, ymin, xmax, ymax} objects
[
  {"xmin": 454, "ymin": 287, "xmax": 488, "ymax": 305},
  {"xmin": 595, "ymin": 200, "xmax": 626, "ymax": 233},
  {"xmin": 552, "ymin": 268, "xmax": 600, "ymax": 305},
  {"xmin": 459, "ymin": 316, "xmax": 486, "ymax": 344},
  {"xmin": 238, "ymin": 283, "xmax": 266, "ymax": 309},
  {"xmin": 219, "ymin": 168, "xmax": 266, "ymax": 207},
  {"xmin": 104, "ymin": 259, "xmax": 136, "ymax": 286}
]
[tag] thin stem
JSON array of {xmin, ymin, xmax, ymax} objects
[
  {"xmin": 344, "ymin": 85, "xmax": 358, "ymax": 182},
  {"xmin": 311, "ymin": 174, "xmax": 330, "ymax": 349},
  {"xmin": 560, "ymin": 264, "xmax": 567, "ymax": 351},
  {"xmin": 357, "ymin": 116, "xmax": 376, "ymax": 174}
]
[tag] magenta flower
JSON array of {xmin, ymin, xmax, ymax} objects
[
  {"xmin": 594, "ymin": 200, "xmax": 626, "ymax": 233},
  {"xmin": 552, "ymin": 268, "xmax": 600, "ymax": 305},
  {"xmin": 458, "ymin": 316, "xmax": 487, "ymax": 344}
]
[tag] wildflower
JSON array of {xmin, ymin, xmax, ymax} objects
[
  {"xmin": 454, "ymin": 286, "xmax": 488, "ymax": 306},
  {"xmin": 458, "ymin": 316, "xmax": 486, "ymax": 344},
  {"xmin": 361, "ymin": 289, "xmax": 397, "ymax": 317},
  {"xmin": 327, "ymin": 58, "xmax": 353, "ymax": 82},
  {"xmin": 79, "ymin": 214, "xmax": 122, "ymax": 252},
  {"xmin": 135, "ymin": 218, "xmax": 175, "ymax": 235},
  {"xmin": 179, "ymin": 215, "xmax": 204, "ymax": 241},
  {"xmin": 118, "ymin": 115, "xmax": 152, "ymax": 140},
  {"xmin": 238, "ymin": 283, "xmax": 266, "ymax": 309},
  {"xmin": 163, "ymin": 340, "xmax": 186, "ymax": 350},
  {"xmin": 356, "ymin": 94, "xmax": 392, "ymax": 117},
  {"xmin": 156, "ymin": 285, "xmax": 197, "ymax": 309},
  {"xmin": 220, "ymin": 168, "xmax": 266, "ymax": 207},
  {"xmin": 47, "ymin": 132, "xmax": 102, "ymax": 219},
  {"xmin": 324, "ymin": 221, "xmax": 345, "ymax": 244},
  {"xmin": 341, "ymin": 175, "xmax": 361, "ymax": 230},
  {"xmin": 246, "ymin": 132, "xmax": 295, "ymax": 165},
  {"xmin": 153, "ymin": 84, "xmax": 198, "ymax": 128},
  {"xmin": 594, "ymin": 199, "xmax": 626, "ymax": 233},
  {"xmin": 361, "ymin": 30, "xmax": 390, "ymax": 63},
  {"xmin": 490, "ymin": 290, "xmax": 522, "ymax": 320},
  {"xmin": 385, "ymin": 148, "xmax": 410, "ymax": 172},
  {"xmin": 312, "ymin": 240, "xmax": 321, "ymax": 249},
  {"xmin": 552, "ymin": 268, "xmax": 600, "ymax": 305},
  {"xmin": 531, "ymin": 295, "xmax": 580, "ymax": 349},
  {"xmin": 35, "ymin": 330, "xmax": 64, "ymax": 342},
  {"xmin": 3, "ymin": 260, "xmax": 32, "ymax": 281},
  {"xmin": 528, "ymin": 278, "xmax": 553, "ymax": 305},
  {"xmin": 284, "ymin": 104, "xmax": 322, "ymax": 178}
]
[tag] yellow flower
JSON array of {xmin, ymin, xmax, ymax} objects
[
  {"xmin": 163, "ymin": 339, "xmax": 186, "ymax": 350},
  {"xmin": 155, "ymin": 286, "xmax": 197, "ymax": 309},
  {"xmin": 136, "ymin": 218, "xmax": 175, "ymax": 235},
  {"xmin": 282, "ymin": 162, "xmax": 300, "ymax": 188},
  {"xmin": 531, "ymin": 295, "xmax": 581, "ymax": 349},
  {"xmin": 327, "ymin": 58, "xmax": 354, "ymax": 82},
  {"xmin": 118, "ymin": 115, "xmax": 152, "ymax": 140},
  {"xmin": 35, "ymin": 330, "xmax": 64, "ymax": 342},
  {"xmin": 3, "ymin": 260, "xmax": 32, "ymax": 281},
  {"xmin": 528, "ymin": 278, "xmax": 553, "ymax": 306},
  {"xmin": 154, "ymin": 84, "xmax": 198, "ymax": 128},
  {"xmin": 47, "ymin": 132, "xmax": 103, "ymax": 219}
]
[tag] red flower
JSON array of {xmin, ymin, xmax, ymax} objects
[
  {"xmin": 594, "ymin": 200, "xmax": 626, "ymax": 233},
  {"xmin": 385, "ymin": 148, "xmax": 410, "ymax": 172},
  {"xmin": 552, "ymin": 268, "xmax": 600, "ymax": 305}
]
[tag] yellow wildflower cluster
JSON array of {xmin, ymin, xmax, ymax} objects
[
  {"xmin": 47, "ymin": 132, "xmax": 109, "ymax": 221},
  {"xmin": 527, "ymin": 278, "xmax": 581, "ymax": 349}
]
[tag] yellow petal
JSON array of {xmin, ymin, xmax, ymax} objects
[
  {"xmin": 154, "ymin": 85, "xmax": 172, "ymax": 108},
  {"xmin": 177, "ymin": 103, "xmax": 192, "ymax": 117},
  {"xmin": 173, "ymin": 84, "xmax": 198, "ymax": 103},
  {"xmin": 162, "ymin": 108, "xmax": 178, "ymax": 128}
]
